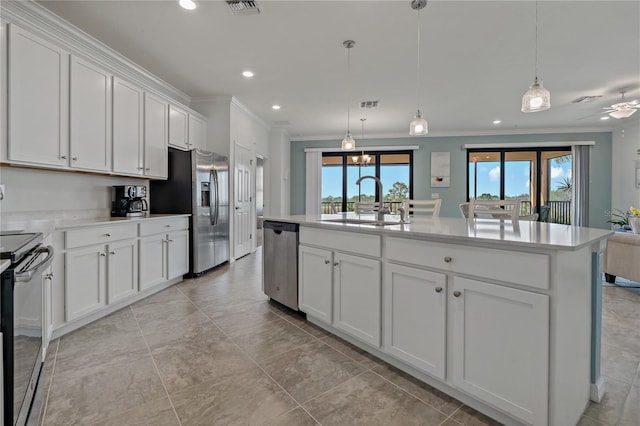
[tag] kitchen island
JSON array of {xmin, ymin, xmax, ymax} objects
[{"xmin": 264, "ymin": 213, "xmax": 612, "ymax": 426}]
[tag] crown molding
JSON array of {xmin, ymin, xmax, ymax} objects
[
  {"xmin": 2, "ymin": 1, "xmax": 191, "ymax": 105},
  {"xmin": 230, "ymin": 97, "xmax": 271, "ymax": 131},
  {"xmin": 291, "ymin": 126, "xmax": 613, "ymax": 142}
]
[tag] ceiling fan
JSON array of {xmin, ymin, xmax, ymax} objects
[{"xmin": 603, "ymin": 91, "xmax": 640, "ymax": 119}]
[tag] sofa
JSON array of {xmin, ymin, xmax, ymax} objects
[{"xmin": 603, "ymin": 232, "xmax": 640, "ymax": 283}]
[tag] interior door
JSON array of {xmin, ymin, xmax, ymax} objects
[{"xmin": 234, "ymin": 145, "xmax": 252, "ymax": 259}]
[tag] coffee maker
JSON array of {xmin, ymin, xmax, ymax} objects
[{"xmin": 111, "ymin": 185, "xmax": 148, "ymax": 217}]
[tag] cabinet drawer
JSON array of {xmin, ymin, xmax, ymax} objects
[
  {"xmin": 300, "ymin": 226, "xmax": 381, "ymax": 258},
  {"xmin": 66, "ymin": 223, "xmax": 137, "ymax": 249},
  {"xmin": 386, "ymin": 237, "xmax": 549, "ymax": 290},
  {"xmin": 139, "ymin": 217, "xmax": 189, "ymax": 236}
]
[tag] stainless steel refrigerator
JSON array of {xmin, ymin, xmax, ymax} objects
[{"xmin": 151, "ymin": 148, "xmax": 229, "ymax": 275}]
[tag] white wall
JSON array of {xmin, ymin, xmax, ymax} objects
[
  {"xmin": 0, "ymin": 166, "xmax": 148, "ymax": 221},
  {"xmin": 191, "ymin": 97, "xmax": 231, "ymax": 156},
  {"xmin": 611, "ymin": 115, "xmax": 640, "ymax": 217},
  {"xmin": 267, "ymin": 128, "xmax": 291, "ymax": 216}
]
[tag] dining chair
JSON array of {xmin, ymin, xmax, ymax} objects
[
  {"xmin": 354, "ymin": 201, "xmax": 378, "ymax": 214},
  {"xmin": 401, "ymin": 199, "xmax": 442, "ymax": 217},
  {"xmin": 468, "ymin": 199, "xmax": 520, "ymax": 222}
]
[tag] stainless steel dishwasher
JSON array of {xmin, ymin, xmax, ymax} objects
[{"xmin": 263, "ymin": 221, "xmax": 299, "ymax": 310}]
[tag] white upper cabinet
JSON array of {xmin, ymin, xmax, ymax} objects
[
  {"xmin": 143, "ymin": 93, "xmax": 168, "ymax": 179},
  {"xmin": 69, "ymin": 56, "xmax": 112, "ymax": 172},
  {"xmin": 168, "ymin": 104, "xmax": 189, "ymax": 150},
  {"xmin": 8, "ymin": 24, "xmax": 69, "ymax": 167},
  {"xmin": 112, "ymin": 77, "xmax": 144, "ymax": 175},
  {"xmin": 188, "ymin": 113, "xmax": 207, "ymax": 150}
]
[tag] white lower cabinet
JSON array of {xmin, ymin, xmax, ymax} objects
[
  {"xmin": 333, "ymin": 252, "xmax": 381, "ymax": 347},
  {"xmin": 299, "ymin": 245, "xmax": 333, "ymax": 324},
  {"xmin": 167, "ymin": 230, "xmax": 189, "ymax": 279},
  {"xmin": 139, "ymin": 218, "xmax": 190, "ymax": 290},
  {"xmin": 383, "ymin": 264, "xmax": 446, "ymax": 379},
  {"xmin": 451, "ymin": 276, "xmax": 549, "ymax": 425},
  {"xmin": 139, "ymin": 234, "xmax": 166, "ymax": 291},
  {"xmin": 65, "ymin": 244, "xmax": 107, "ymax": 321},
  {"xmin": 106, "ymin": 239, "xmax": 138, "ymax": 303}
]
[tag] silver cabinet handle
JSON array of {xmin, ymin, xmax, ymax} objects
[
  {"xmin": 453, "ymin": 291, "xmax": 462, "ymax": 298},
  {"xmin": 100, "ymin": 253, "xmax": 106, "ymax": 257},
  {"xmin": 137, "ymin": 167, "xmax": 144, "ymax": 170},
  {"xmin": 435, "ymin": 287, "xmax": 443, "ymax": 293},
  {"xmin": 168, "ymin": 239, "xmax": 173, "ymax": 243},
  {"xmin": 72, "ymin": 157, "xmax": 78, "ymax": 161},
  {"xmin": 109, "ymin": 251, "xmax": 115, "ymax": 255},
  {"xmin": 106, "ymin": 233, "xmax": 111, "ymax": 237},
  {"xmin": 324, "ymin": 260, "xmax": 330, "ymax": 264},
  {"xmin": 444, "ymin": 256, "xmax": 452, "ymax": 263},
  {"xmin": 145, "ymin": 168, "xmax": 150, "ymax": 171},
  {"xmin": 333, "ymin": 262, "xmax": 339, "ymax": 267},
  {"xmin": 61, "ymin": 155, "xmax": 68, "ymax": 159},
  {"xmin": 44, "ymin": 273, "xmax": 54, "ymax": 280},
  {"xmin": 165, "ymin": 224, "xmax": 172, "ymax": 228}
]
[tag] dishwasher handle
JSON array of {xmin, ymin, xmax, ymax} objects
[{"xmin": 263, "ymin": 221, "xmax": 299, "ymax": 234}]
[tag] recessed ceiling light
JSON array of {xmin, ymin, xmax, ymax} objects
[
  {"xmin": 272, "ymin": 105, "xmax": 281, "ymax": 110},
  {"xmin": 493, "ymin": 120, "xmax": 502, "ymax": 124},
  {"xmin": 178, "ymin": 0, "xmax": 198, "ymax": 10},
  {"xmin": 600, "ymin": 116, "xmax": 610, "ymax": 120},
  {"xmin": 242, "ymin": 70, "xmax": 254, "ymax": 78}
]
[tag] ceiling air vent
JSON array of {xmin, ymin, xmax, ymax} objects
[
  {"xmin": 359, "ymin": 100, "xmax": 379, "ymax": 109},
  {"xmin": 273, "ymin": 120, "xmax": 291, "ymax": 126},
  {"xmin": 226, "ymin": 1, "xmax": 261, "ymax": 14},
  {"xmin": 571, "ymin": 95, "xmax": 603, "ymax": 104}
]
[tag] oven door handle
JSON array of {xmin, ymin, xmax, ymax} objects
[{"xmin": 15, "ymin": 245, "xmax": 55, "ymax": 282}]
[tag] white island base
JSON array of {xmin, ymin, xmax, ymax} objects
[{"xmin": 280, "ymin": 215, "xmax": 612, "ymax": 426}]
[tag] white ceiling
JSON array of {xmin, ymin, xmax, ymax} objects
[{"xmin": 38, "ymin": 0, "xmax": 640, "ymax": 140}]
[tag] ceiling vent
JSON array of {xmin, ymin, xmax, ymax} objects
[
  {"xmin": 359, "ymin": 100, "xmax": 379, "ymax": 109},
  {"xmin": 273, "ymin": 120, "xmax": 291, "ymax": 126},
  {"xmin": 571, "ymin": 95, "xmax": 603, "ymax": 104},
  {"xmin": 226, "ymin": 1, "xmax": 261, "ymax": 14}
]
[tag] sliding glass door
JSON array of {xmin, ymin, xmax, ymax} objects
[
  {"xmin": 322, "ymin": 151, "xmax": 412, "ymax": 213},
  {"xmin": 467, "ymin": 148, "xmax": 572, "ymax": 224}
]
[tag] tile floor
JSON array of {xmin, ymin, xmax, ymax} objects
[{"xmin": 37, "ymin": 248, "xmax": 639, "ymax": 426}]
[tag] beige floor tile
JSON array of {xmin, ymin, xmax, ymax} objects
[
  {"xmin": 263, "ymin": 407, "xmax": 318, "ymax": 426},
  {"xmin": 91, "ymin": 396, "xmax": 179, "ymax": 426},
  {"xmin": 601, "ymin": 342, "xmax": 640, "ymax": 384},
  {"xmin": 450, "ymin": 405, "xmax": 503, "ymax": 426},
  {"xmin": 373, "ymin": 364, "xmax": 463, "ymax": 416},
  {"xmin": 137, "ymin": 308, "xmax": 224, "ymax": 349},
  {"xmin": 582, "ymin": 375, "xmax": 633, "ymax": 425},
  {"xmin": 203, "ymin": 300, "xmax": 283, "ymax": 334},
  {"xmin": 231, "ymin": 317, "xmax": 316, "ymax": 361},
  {"xmin": 321, "ymin": 333, "xmax": 384, "ymax": 369},
  {"xmin": 151, "ymin": 334, "xmax": 256, "ymax": 394},
  {"xmin": 440, "ymin": 419, "xmax": 464, "ymax": 426},
  {"xmin": 54, "ymin": 308, "xmax": 148, "ymax": 372},
  {"xmin": 171, "ymin": 367, "xmax": 297, "ymax": 426},
  {"xmin": 576, "ymin": 415, "xmax": 607, "ymax": 426},
  {"xmin": 303, "ymin": 370, "xmax": 447, "ymax": 426},
  {"xmin": 618, "ymin": 372, "xmax": 640, "ymax": 426},
  {"xmin": 261, "ymin": 340, "xmax": 365, "ymax": 403},
  {"xmin": 44, "ymin": 356, "xmax": 165, "ymax": 425},
  {"xmin": 131, "ymin": 295, "xmax": 199, "ymax": 324}
]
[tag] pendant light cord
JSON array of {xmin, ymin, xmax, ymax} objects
[
  {"xmin": 347, "ymin": 44, "xmax": 352, "ymax": 133},
  {"xmin": 416, "ymin": 8, "xmax": 421, "ymax": 110},
  {"xmin": 534, "ymin": 1, "xmax": 538, "ymax": 82}
]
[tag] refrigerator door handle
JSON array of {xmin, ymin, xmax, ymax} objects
[{"xmin": 213, "ymin": 170, "xmax": 220, "ymax": 225}]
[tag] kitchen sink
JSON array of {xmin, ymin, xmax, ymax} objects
[{"xmin": 320, "ymin": 218, "xmax": 402, "ymax": 226}]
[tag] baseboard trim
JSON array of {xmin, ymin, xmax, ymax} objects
[{"xmin": 590, "ymin": 376, "xmax": 606, "ymax": 403}]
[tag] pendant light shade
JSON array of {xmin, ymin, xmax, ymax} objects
[
  {"xmin": 521, "ymin": 2, "xmax": 550, "ymax": 113},
  {"xmin": 341, "ymin": 40, "xmax": 356, "ymax": 151},
  {"xmin": 409, "ymin": 110, "xmax": 428, "ymax": 135},
  {"xmin": 341, "ymin": 132, "xmax": 356, "ymax": 151},
  {"xmin": 409, "ymin": 0, "xmax": 429, "ymax": 135}
]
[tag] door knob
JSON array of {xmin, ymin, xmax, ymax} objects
[{"xmin": 453, "ymin": 291, "xmax": 462, "ymax": 298}]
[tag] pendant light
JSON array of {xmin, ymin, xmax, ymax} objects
[
  {"xmin": 521, "ymin": 1, "xmax": 550, "ymax": 113},
  {"xmin": 409, "ymin": 0, "xmax": 428, "ymax": 136},
  {"xmin": 341, "ymin": 40, "xmax": 356, "ymax": 151}
]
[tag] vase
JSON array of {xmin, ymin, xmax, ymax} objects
[{"xmin": 629, "ymin": 216, "xmax": 640, "ymax": 234}]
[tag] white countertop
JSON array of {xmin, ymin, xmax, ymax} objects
[
  {"xmin": 1, "ymin": 214, "xmax": 190, "ymax": 236},
  {"xmin": 264, "ymin": 213, "xmax": 613, "ymax": 251},
  {"xmin": 0, "ymin": 259, "xmax": 10, "ymax": 274}
]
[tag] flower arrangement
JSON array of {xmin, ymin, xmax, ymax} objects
[
  {"xmin": 628, "ymin": 207, "xmax": 640, "ymax": 233},
  {"xmin": 607, "ymin": 209, "xmax": 630, "ymax": 228}
]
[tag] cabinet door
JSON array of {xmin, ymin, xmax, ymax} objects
[
  {"xmin": 452, "ymin": 277, "xmax": 549, "ymax": 425},
  {"xmin": 384, "ymin": 264, "xmax": 446, "ymax": 379},
  {"xmin": 333, "ymin": 252, "xmax": 381, "ymax": 347},
  {"xmin": 139, "ymin": 234, "xmax": 167, "ymax": 291},
  {"xmin": 65, "ymin": 245, "xmax": 106, "ymax": 321},
  {"xmin": 143, "ymin": 93, "xmax": 168, "ymax": 179},
  {"xmin": 168, "ymin": 104, "xmax": 189, "ymax": 150},
  {"xmin": 112, "ymin": 77, "xmax": 144, "ymax": 175},
  {"xmin": 8, "ymin": 24, "xmax": 69, "ymax": 167},
  {"xmin": 167, "ymin": 230, "xmax": 189, "ymax": 279},
  {"xmin": 299, "ymin": 245, "xmax": 333, "ymax": 324},
  {"xmin": 188, "ymin": 114, "xmax": 206, "ymax": 150},
  {"xmin": 69, "ymin": 56, "xmax": 112, "ymax": 171},
  {"xmin": 107, "ymin": 239, "xmax": 138, "ymax": 303}
]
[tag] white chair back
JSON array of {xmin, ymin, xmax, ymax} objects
[
  {"xmin": 354, "ymin": 201, "xmax": 378, "ymax": 214},
  {"xmin": 402, "ymin": 199, "xmax": 442, "ymax": 217},
  {"xmin": 468, "ymin": 199, "xmax": 519, "ymax": 222}
]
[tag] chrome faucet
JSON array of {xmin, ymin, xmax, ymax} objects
[{"xmin": 355, "ymin": 175, "xmax": 390, "ymax": 221}]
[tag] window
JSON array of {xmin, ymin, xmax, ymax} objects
[
  {"xmin": 467, "ymin": 148, "xmax": 572, "ymax": 224},
  {"xmin": 322, "ymin": 151, "xmax": 413, "ymax": 213}
]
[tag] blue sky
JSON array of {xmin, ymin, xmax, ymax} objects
[{"xmin": 322, "ymin": 165, "xmax": 409, "ymax": 198}]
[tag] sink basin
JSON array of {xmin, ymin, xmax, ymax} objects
[{"xmin": 320, "ymin": 218, "xmax": 402, "ymax": 226}]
